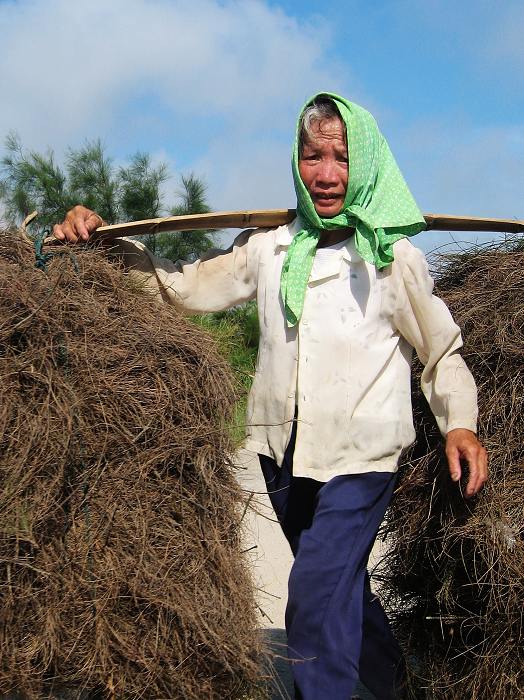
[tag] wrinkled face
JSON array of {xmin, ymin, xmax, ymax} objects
[{"xmin": 298, "ymin": 116, "xmax": 348, "ymax": 218}]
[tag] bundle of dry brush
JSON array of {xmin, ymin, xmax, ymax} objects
[
  {"xmin": 0, "ymin": 229, "xmax": 263, "ymax": 699},
  {"xmin": 378, "ymin": 239, "xmax": 524, "ymax": 699}
]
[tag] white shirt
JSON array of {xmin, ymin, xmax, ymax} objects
[{"xmin": 111, "ymin": 218, "xmax": 478, "ymax": 481}]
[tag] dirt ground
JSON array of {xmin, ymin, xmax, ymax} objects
[{"xmin": 236, "ymin": 448, "xmax": 382, "ymax": 700}]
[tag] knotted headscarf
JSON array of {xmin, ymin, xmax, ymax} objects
[{"xmin": 280, "ymin": 92, "xmax": 426, "ymax": 326}]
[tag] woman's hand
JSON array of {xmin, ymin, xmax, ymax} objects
[
  {"xmin": 445, "ymin": 428, "xmax": 488, "ymax": 498},
  {"xmin": 53, "ymin": 205, "xmax": 105, "ymax": 243}
]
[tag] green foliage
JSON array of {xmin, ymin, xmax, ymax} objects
[
  {"xmin": 0, "ymin": 134, "xmax": 216, "ymax": 261},
  {"xmin": 192, "ymin": 301, "xmax": 259, "ymax": 444},
  {"xmin": 67, "ymin": 139, "xmax": 119, "ymax": 223},
  {"xmin": 171, "ymin": 173, "xmax": 210, "ymax": 217},
  {"xmin": 119, "ymin": 152, "xmax": 168, "ymax": 222},
  {"xmin": 153, "ymin": 173, "xmax": 216, "ymax": 261},
  {"xmin": 120, "ymin": 152, "xmax": 169, "ymax": 255},
  {"xmin": 194, "ymin": 301, "xmax": 259, "ymax": 388},
  {"xmin": 1, "ymin": 132, "xmax": 74, "ymax": 226}
]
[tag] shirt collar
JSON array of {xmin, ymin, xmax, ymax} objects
[
  {"xmin": 274, "ymin": 216, "xmax": 359, "ymax": 265},
  {"xmin": 274, "ymin": 216, "xmax": 301, "ymax": 248}
]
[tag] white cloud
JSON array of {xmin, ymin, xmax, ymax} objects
[
  {"xmin": 0, "ymin": 0, "xmax": 351, "ymax": 152},
  {"xmin": 1, "ymin": 0, "xmax": 521, "ymax": 256},
  {"xmin": 0, "ymin": 0, "xmax": 360, "ymax": 228}
]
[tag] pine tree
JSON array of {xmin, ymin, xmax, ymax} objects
[{"xmin": 0, "ymin": 135, "xmax": 216, "ymax": 261}]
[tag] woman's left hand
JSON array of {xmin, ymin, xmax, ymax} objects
[{"xmin": 445, "ymin": 428, "xmax": 488, "ymax": 498}]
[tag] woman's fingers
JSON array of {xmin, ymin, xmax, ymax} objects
[
  {"xmin": 52, "ymin": 205, "xmax": 103, "ymax": 243},
  {"xmin": 445, "ymin": 429, "xmax": 488, "ymax": 498}
]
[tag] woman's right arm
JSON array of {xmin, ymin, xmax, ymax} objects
[{"xmin": 53, "ymin": 206, "xmax": 260, "ymax": 314}]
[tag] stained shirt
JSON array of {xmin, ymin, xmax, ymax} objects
[{"xmin": 110, "ymin": 217, "xmax": 478, "ymax": 481}]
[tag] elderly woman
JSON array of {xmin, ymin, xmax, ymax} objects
[{"xmin": 54, "ymin": 92, "xmax": 487, "ymax": 700}]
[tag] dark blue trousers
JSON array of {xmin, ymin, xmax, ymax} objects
[{"xmin": 259, "ymin": 424, "xmax": 406, "ymax": 700}]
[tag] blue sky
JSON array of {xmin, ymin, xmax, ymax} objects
[{"xmin": 0, "ymin": 0, "xmax": 522, "ymax": 253}]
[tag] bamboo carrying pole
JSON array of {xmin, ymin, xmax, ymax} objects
[{"xmin": 90, "ymin": 210, "xmax": 524, "ymax": 239}]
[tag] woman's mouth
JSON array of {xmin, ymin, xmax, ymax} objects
[
  {"xmin": 310, "ymin": 192, "xmax": 345, "ymax": 216},
  {"xmin": 312, "ymin": 193, "xmax": 343, "ymax": 205}
]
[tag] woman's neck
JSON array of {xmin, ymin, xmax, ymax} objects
[{"xmin": 317, "ymin": 228, "xmax": 354, "ymax": 248}]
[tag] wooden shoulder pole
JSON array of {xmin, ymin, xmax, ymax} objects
[{"xmin": 92, "ymin": 210, "xmax": 524, "ymax": 240}]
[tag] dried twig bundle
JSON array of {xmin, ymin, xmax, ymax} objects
[
  {"xmin": 378, "ymin": 239, "xmax": 524, "ymax": 699},
  {"xmin": 0, "ymin": 230, "xmax": 262, "ymax": 699}
]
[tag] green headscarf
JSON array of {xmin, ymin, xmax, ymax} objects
[{"xmin": 280, "ymin": 92, "xmax": 426, "ymax": 327}]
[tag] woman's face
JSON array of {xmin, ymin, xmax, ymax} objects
[{"xmin": 298, "ymin": 116, "xmax": 348, "ymax": 218}]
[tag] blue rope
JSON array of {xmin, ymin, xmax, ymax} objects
[
  {"xmin": 34, "ymin": 229, "xmax": 79, "ymax": 273},
  {"xmin": 34, "ymin": 230, "xmax": 54, "ymax": 271}
]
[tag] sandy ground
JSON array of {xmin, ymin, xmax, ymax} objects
[{"xmin": 236, "ymin": 448, "xmax": 384, "ymax": 700}]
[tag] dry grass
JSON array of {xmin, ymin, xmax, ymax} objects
[
  {"xmin": 0, "ymin": 230, "xmax": 264, "ymax": 699},
  {"xmin": 377, "ymin": 239, "xmax": 524, "ymax": 699}
]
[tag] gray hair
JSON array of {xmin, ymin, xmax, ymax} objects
[{"xmin": 299, "ymin": 97, "xmax": 342, "ymax": 151}]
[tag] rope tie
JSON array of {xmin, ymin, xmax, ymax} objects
[{"xmin": 34, "ymin": 229, "xmax": 79, "ymax": 273}]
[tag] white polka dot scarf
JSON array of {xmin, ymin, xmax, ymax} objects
[{"xmin": 280, "ymin": 92, "xmax": 426, "ymax": 327}]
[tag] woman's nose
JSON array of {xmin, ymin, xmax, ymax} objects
[{"xmin": 316, "ymin": 159, "xmax": 339, "ymax": 185}]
